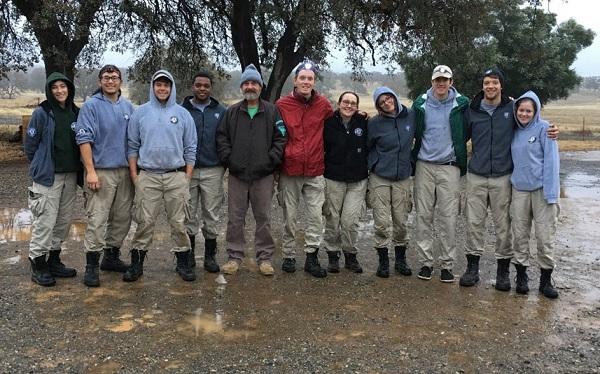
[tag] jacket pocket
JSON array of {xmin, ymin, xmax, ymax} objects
[{"xmin": 28, "ymin": 187, "xmax": 47, "ymax": 217}]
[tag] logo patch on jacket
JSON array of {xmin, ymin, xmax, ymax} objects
[
  {"xmin": 528, "ymin": 136, "xmax": 536, "ymax": 143},
  {"xmin": 27, "ymin": 128, "xmax": 36, "ymax": 137},
  {"xmin": 124, "ymin": 114, "xmax": 130, "ymax": 120},
  {"xmin": 276, "ymin": 120, "xmax": 286, "ymax": 136},
  {"xmin": 405, "ymin": 125, "xmax": 410, "ymax": 132},
  {"xmin": 170, "ymin": 116, "xmax": 178, "ymax": 124},
  {"xmin": 77, "ymin": 128, "xmax": 86, "ymax": 136},
  {"xmin": 214, "ymin": 113, "xmax": 220, "ymax": 119},
  {"xmin": 504, "ymin": 112, "xmax": 510, "ymax": 119},
  {"xmin": 70, "ymin": 122, "xmax": 76, "ymax": 130},
  {"xmin": 354, "ymin": 128, "xmax": 363, "ymax": 137}
]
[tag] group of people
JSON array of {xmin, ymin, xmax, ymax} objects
[{"xmin": 24, "ymin": 61, "xmax": 560, "ymax": 299}]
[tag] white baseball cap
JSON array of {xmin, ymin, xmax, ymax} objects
[{"xmin": 431, "ymin": 65, "xmax": 453, "ymax": 80}]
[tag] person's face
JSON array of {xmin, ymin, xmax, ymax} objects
[
  {"xmin": 294, "ymin": 70, "xmax": 315, "ymax": 97},
  {"xmin": 241, "ymin": 80, "xmax": 262, "ymax": 101},
  {"xmin": 431, "ymin": 77, "xmax": 452, "ymax": 98},
  {"xmin": 516, "ymin": 100, "xmax": 535, "ymax": 125},
  {"xmin": 51, "ymin": 81, "xmax": 69, "ymax": 106},
  {"xmin": 192, "ymin": 76, "xmax": 212, "ymax": 102},
  {"xmin": 153, "ymin": 80, "xmax": 172, "ymax": 103},
  {"xmin": 483, "ymin": 76, "xmax": 501, "ymax": 101},
  {"xmin": 338, "ymin": 93, "xmax": 358, "ymax": 118},
  {"xmin": 99, "ymin": 71, "xmax": 121, "ymax": 96},
  {"xmin": 377, "ymin": 94, "xmax": 396, "ymax": 114}
]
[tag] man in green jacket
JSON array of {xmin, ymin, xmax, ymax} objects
[{"xmin": 411, "ymin": 65, "xmax": 469, "ymax": 283}]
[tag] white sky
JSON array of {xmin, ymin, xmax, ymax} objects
[{"xmin": 103, "ymin": 0, "xmax": 600, "ymax": 76}]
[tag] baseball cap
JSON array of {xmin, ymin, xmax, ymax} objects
[
  {"xmin": 152, "ymin": 72, "xmax": 172, "ymax": 83},
  {"xmin": 294, "ymin": 60, "xmax": 318, "ymax": 76},
  {"xmin": 431, "ymin": 65, "xmax": 453, "ymax": 80}
]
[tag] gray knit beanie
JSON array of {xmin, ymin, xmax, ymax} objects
[{"xmin": 240, "ymin": 64, "xmax": 263, "ymax": 87}]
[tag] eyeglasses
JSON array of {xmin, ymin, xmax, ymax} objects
[
  {"xmin": 101, "ymin": 76, "xmax": 121, "ymax": 82},
  {"xmin": 340, "ymin": 99, "xmax": 358, "ymax": 108},
  {"xmin": 377, "ymin": 95, "xmax": 394, "ymax": 106}
]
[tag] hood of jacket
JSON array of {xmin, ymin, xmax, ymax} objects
[
  {"xmin": 514, "ymin": 90, "xmax": 542, "ymax": 129},
  {"xmin": 149, "ymin": 70, "xmax": 177, "ymax": 107},
  {"xmin": 372, "ymin": 86, "xmax": 406, "ymax": 118},
  {"xmin": 45, "ymin": 72, "xmax": 76, "ymax": 108}
]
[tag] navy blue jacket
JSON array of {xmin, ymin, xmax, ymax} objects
[
  {"xmin": 181, "ymin": 96, "xmax": 226, "ymax": 168},
  {"xmin": 324, "ymin": 111, "xmax": 368, "ymax": 182}
]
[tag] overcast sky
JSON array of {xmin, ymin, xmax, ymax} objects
[{"xmin": 103, "ymin": 0, "xmax": 600, "ymax": 76}]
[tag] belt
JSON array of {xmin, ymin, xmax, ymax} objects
[
  {"xmin": 138, "ymin": 166, "xmax": 185, "ymax": 173},
  {"xmin": 439, "ymin": 161, "xmax": 457, "ymax": 166}
]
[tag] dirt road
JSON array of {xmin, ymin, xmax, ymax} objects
[{"xmin": 1, "ymin": 152, "xmax": 599, "ymax": 373}]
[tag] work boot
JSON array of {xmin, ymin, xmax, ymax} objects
[
  {"xmin": 495, "ymin": 258, "xmax": 511, "ymax": 291},
  {"xmin": 375, "ymin": 247, "xmax": 389, "ymax": 278},
  {"xmin": 29, "ymin": 255, "xmax": 56, "ymax": 287},
  {"xmin": 188, "ymin": 234, "xmax": 196, "ymax": 268},
  {"xmin": 304, "ymin": 249, "xmax": 327, "ymax": 278},
  {"xmin": 282, "ymin": 258, "xmax": 296, "ymax": 273},
  {"xmin": 203, "ymin": 238, "xmax": 220, "ymax": 273},
  {"xmin": 515, "ymin": 264, "xmax": 529, "ymax": 294},
  {"xmin": 327, "ymin": 251, "xmax": 340, "ymax": 273},
  {"xmin": 100, "ymin": 247, "xmax": 128, "ymax": 273},
  {"xmin": 123, "ymin": 249, "xmax": 147, "ymax": 282},
  {"xmin": 83, "ymin": 251, "xmax": 101, "ymax": 287},
  {"xmin": 343, "ymin": 252, "xmax": 363, "ymax": 273},
  {"xmin": 539, "ymin": 268, "xmax": 559, "ymax": 299},
  {"xmin": 175, "ymin": 250, "xmax": 196, "ymax": 282},
  {"xmin": 47, "ymin": 249, "xmax": 77, "ymax": 278},
  {"xmin": 459, "ymin": 254, "xmax": 480, "ymax": 287},
  {"xmin": 394, "ymin": 246, "xmax": 412, "ymax": 276}
]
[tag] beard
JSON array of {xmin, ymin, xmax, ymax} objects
[{"xmin": 243, "ymin": 90, "xmax": 260, "ymax": 101}]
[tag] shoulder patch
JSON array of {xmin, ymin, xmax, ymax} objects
[
  {"xmin": 27, "ymin": 128, "xmax": 37, "ymax": 137},
  {"xmin": 276, "ymin": 120, "xmax": 286, "ymax": 137}
]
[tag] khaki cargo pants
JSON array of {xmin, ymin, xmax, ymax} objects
[{"xmin": 185, "ymin": 166, "xmax": 225, "ymax": 240}]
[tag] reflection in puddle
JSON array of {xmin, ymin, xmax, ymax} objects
[
  {"xmin": 3, "ymin": 255, "xmax": 21, "ymax": 264},
  {"xmin": 0, "ymin": 207, "xmax": 87, "ymax": 242},
  {"xmin": 561, "ymin": 172, "xmax": 600, "ymax": 199}
]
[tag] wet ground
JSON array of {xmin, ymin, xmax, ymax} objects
[{"xmin": 1, "ymin": 153, "xmax": 599, "ymax": 373}]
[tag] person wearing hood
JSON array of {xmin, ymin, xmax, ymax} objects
[
  {"xmin": 460, "ymin": 69, "xmax": 559, "ymax": 291},
  {"xmin": 275, "ymin": 61, "xmax": 334, "ymax": 278},
  {"xmin": 181, "ymin": 71, "xmax": 226, "ymax": 273},
  {"xmin": 126, "ymin": 70, "xmax": 197, "ymax": 282},
  {"xmin": 216, "ymin": 64, "xmax": 287, "ymax": 276},
  {"xmin": 322, "ymin": 91, "xmax": 368, "ymax": 274},
  {"xmin": 24, "ymin": 72, "xmax": 81, "ymax": 287},
  {"xmin": 510, "ymin": 91, "xmax": 560, "ymax": 299},
  {"xmin": 367, "ymin": 87, "xmax": 416, "ymax": 278},
  {"xmin": 74, "ymin": 65, "xmax": 135, "ymax": 287},
  {"xmin": 411, "ymin": 65, "xmax": 469, "ymax": 283}
]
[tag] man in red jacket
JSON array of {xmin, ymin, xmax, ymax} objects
[{"xmin": 275, "ymin": 61, "xmax": 334, "ymax": 278}]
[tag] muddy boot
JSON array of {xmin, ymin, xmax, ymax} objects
[
  {"xmin": 304, "ymin": 249, "xmax": 327, "ymax": 278},
  {"xmin": 394, "ymin": 246, "xmax": 412, "ymax": 276},
  {"xmin": 188, "ymin": 234, "xmax": 196, "ymax": 268},
  {"xmin": 459, "ymin": 254, "xmax": 480, "ymax": 287},
  {"xmin": 539, "ymin": 268, "xmax": 559, "ymax": 299},
  {"xmin": 515, "ymin": 264, "xmax": 529, "ymax": 294},
  {"xmin": 47, "ymin": 249, "xmax": 77, "ymax": 278},
  {"xmin": 327, "ymin": 251, "xmax": 340, "ymax": 273},
  {"xmin": 123, "ymin": 249, "xmax": 147, "ymax": 282},
  {"xmin": 203, "ymin": 238, "xmax": 219, "ymax": 273},
  {"xmin": 30, "ymin": 255, "xmax": 56, "ymax": 287},
  {"xmin": 83, "ymin": 251, "xmax": 101, "ymax": 287},
  {"xmin": 175, "ymin": 250, "xmax": 196, "ymax": 282},
  {"xmin": 376, "ymin": 247, "xmax": 389, "ymax": 278},
  {"xmin": 343, "ymin": 252, "xmax": 363, "ymax": 273},
  {"xmin": 495, "ymin": 258, "xmax": 511, "ymax": 291},
  {"xmin": 100, "ymin": 247, "xmax": 128, "ymax": 273},
  {"xmin": 282, "ymin": 258, "xmax": 296, "ymax": 273}
]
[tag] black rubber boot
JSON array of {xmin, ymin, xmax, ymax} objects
[
  {"xmin": 30, "ymin": 255, "xmax": 56, "ymax": 287},
  {"xmin": 515, "ymin": 264, "xmax": 529, "ymax": 294},
  {"xmin": 343, "ymin": 252, "xmax": 363, "ymax": 273},
  {"xmin": 188, "ymin": 234, "xmax": 196, "ymax": 268},
  {"xmin": 83, "ymin": 251, "xmax": 101, "ymax": 287},
  {"xmin": 282, "ymin": 258, "xmax": 296, "ymax": 273},
  {"xmin": 100, "ymin": 247, "xmax": 128, "ymax": 273},
  {"xmin": 304, "ymin": 249, "xmax": 327, "ymax": 278},
  {"xmin": 459, "ymin": 254, "xmax": 480, "ymax": 287},
  {"xmin": 394, "ymin": 246, "xmax": 412, "ymax": 276},
  {"xmin": 326, "ymin": 251, "xmax": 340, "ymax": 273},
  {"xmin": 123, "ymin": 249, "xmax": 147, "ymax": 282},
  {"xmin": 175, "ymin": 250, "xmax": 196, "ymax": 282},
  {"xmin": 539, "ymin": 268, "xmax": 559, "ymax": 299},
  {"xmin": 47, "ymin": 249, "xmax": 77, "ymax": 278},
  {"xmin": 203, "ymin": 238, "xmax": 220, "ymax": 273},
  {"xmin": 495, "ymin": 258, "xmax": 511, "ymax": 291},
  {"xmin": 376, "ymin": 247, "xmax": 389, "ymax": 278}
]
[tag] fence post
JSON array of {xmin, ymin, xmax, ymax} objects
[
  {"xmin": 582, "ymin": 116, "xmax": 586, "ymax": 141},
  {"xmin": 21, "ymin": 115, "xmax": 31, "ymax": 144}
]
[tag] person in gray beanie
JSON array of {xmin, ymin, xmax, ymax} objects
[{"xmin": 239, "ymin": 64, "xmax": 263, "ymax": 87}]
